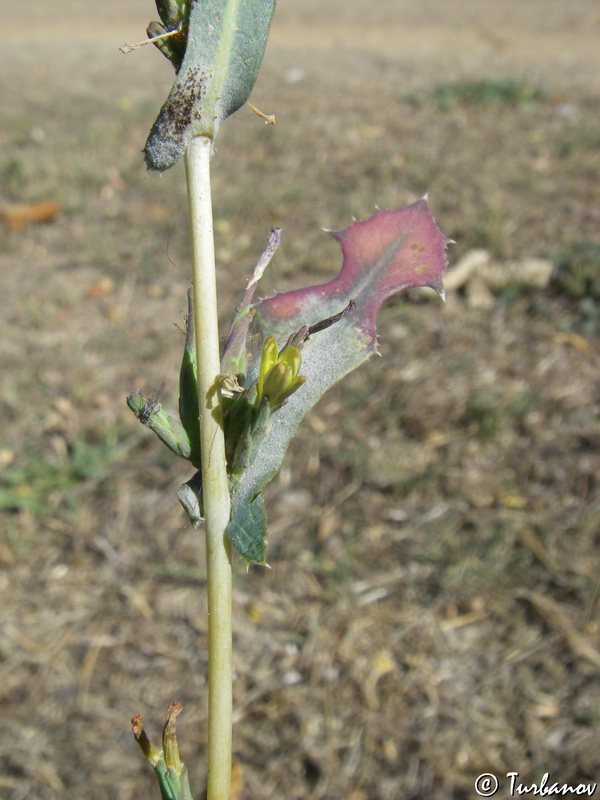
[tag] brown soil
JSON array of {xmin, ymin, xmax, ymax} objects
[{"xmin": 1, "ymin": 1, "xmax": 599, "ymax": 798}]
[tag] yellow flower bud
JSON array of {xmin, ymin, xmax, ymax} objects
[{"xmin": 256, "ymin": 337, "xmax": 305, "ymax": 408}]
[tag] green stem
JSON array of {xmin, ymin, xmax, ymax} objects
[{"xmin": 184, "ymin": 134, "xmax": 232, "ymax": 800}]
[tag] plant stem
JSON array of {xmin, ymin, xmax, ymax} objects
[{"xmin": 185, "ymin": 134, "xmax": 232, "ymax": 800}]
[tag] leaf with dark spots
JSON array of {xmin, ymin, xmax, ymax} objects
[{"xmin": 144, "ymin": 0, "xmax": 277, "ymax": 171}]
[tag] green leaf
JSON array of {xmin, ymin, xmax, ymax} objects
[
  {"xmin": 127, "ymin": 386, "xmax": 193, "ymax": 462},
  {"xmin": 144, "ymin": 0, "xmax": 277, "ymax": 171},
  {"xmin": 226, "ymin": 199, "xmax": 450, "ymax": 563},
  {"xmin": 178, "ymin": 290, "xmax": 202, "ymax": 469},
  {"xmin": 220, "ymin": 227, "xmax": 282, "ymax": 377},
  {"xmin": 177, "ymin": 471, "xmax": 204, "ymax": 528},
  {"xmin": 155, "ymin": 0, "xmax": 191, "ymax": 34},
  {"xmin": 226, "ymin": 491, "xmax": 267, "ymax": 565},
  {"xmin": 126, "ymin": 291, "xmax": 201, "ymax": 470}
]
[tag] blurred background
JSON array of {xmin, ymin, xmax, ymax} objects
[{"xmin": 1, "ymin": 1, "xmax": 599, "ymax": 798}]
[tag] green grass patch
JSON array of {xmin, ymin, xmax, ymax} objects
[
  {"xmin": 409, "ymin": 78, "xmax": 546, "ymax": 111},
  {"xmin": 0, "ymin": 429, "xmax": 125, "ymax": 517},
  {"xmin": 551, "ymin": 240, "xmax": 600, "ymax": 334},
  {"xmin": 433, "ymin": 78, "xmax": 546, "ymax": 110},
  {"xmin": 465, "ymin": 390, "xmax": 533, "ymax": 440}
]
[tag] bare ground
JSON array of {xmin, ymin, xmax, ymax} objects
[{"xmin": 1, "ymin": 1, "xmax": 600, "ymax": 798}]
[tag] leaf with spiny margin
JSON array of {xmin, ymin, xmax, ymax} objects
[{"xmin": 226, "ymin": 199, "xmax": 450, "ymax": 564}]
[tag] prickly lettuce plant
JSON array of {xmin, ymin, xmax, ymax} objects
[{"xmin": 125, "ymin": 1, "xmax": 449, "ymax": 798}]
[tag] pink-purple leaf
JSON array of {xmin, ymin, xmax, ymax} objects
[
  {"xmin": 226, "ymin": 199, "xmax": 450, "ymax": 564},
  {"xmin": 258, "ymin": 198, "xmax": 449, "ymax": 342}
]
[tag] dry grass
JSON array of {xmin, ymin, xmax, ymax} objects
[{"xmin": 1, "ymin": 1, "xmax": 600, "ymax": 798}]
